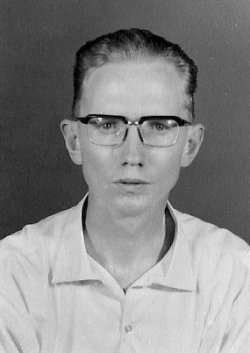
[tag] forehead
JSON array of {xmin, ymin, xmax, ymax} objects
[{"xmin": 79, "ymin": 58, "xmax": 188, "ymax": 117}]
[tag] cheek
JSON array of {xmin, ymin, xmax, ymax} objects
[
  {"xmin": 80, "ymin": 144, "xmax": 113, "ymax": 188},
  {"xmin": 153, "ymin": 147, "xmax": 185, "ymax": 188}
]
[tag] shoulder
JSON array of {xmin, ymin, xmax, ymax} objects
[
  {"xmin": 174, "ymin": 208, "xmax": 250, "ymax": 286},
  {"xmin": 174, "ymin": 208, "xmax": 249, "ymax": 253},
  {"xmin": 0, "ymin": 203, "xmax": 80, "ymax": 277}
]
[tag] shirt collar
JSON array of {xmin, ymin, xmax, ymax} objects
[
  {"xmin": 51, "ymin": 195, "xmax": 196, "ymax": 291},
  {"xmin": 157, "ymin": 203, "xmax": 196, "ymax": 291},
  {"xmin": 51, "ymin": 195, "xmax": 94, "ymax": 284}
]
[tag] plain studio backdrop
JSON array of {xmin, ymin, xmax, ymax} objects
[{"xmin": 0, "ymin": 0, "xmax": 250, "ymax": 243}]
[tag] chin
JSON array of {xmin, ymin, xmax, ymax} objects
[{"xmin": 112, "ymin": 193, "xmax": 153, "ymax": 216}]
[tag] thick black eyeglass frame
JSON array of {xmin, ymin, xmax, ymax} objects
[
  {"xmin": 75, "ymin": 114, "xmax": 192, "ymax": 147},
  {"xmin": 75, "ymin": 114, "xmax": 192, "ymax": 127}
]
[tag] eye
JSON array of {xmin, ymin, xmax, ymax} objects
[
  {"xmin": 88, "ymin": 116, "xmax": 124, "ymax": 137},
  {"xmin": 91, "ymin": 117, "xmax": 119, "ymax": 129},
  {"xmin": 100, "ymin": 121, "xmax": 114, "ymax": 130},
  {"xmin": 147, "ymin": 120, "xmax": 171, "ymax": 130},
  {"xmin": 153, "ymin": 122, "xmax": 167, "ymax": 130}
]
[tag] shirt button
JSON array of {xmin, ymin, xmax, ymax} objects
[{"xmin": 124, "ymin": 325, "xmax": 133, "ymax": 333}]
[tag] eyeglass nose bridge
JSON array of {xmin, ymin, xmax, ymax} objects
[{"xmin": 122, "ymin": 120, "xmax": 145, "ymax": 145}]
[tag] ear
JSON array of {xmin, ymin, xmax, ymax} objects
[
  {"xmin": 181, "ymin": 124, "xmax": 204, "ymax": 167},
  {"xmin": 60, "ymin": 119, "xmax": 82, "ymax": 165}
]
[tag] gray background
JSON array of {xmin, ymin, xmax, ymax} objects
[{"xmin": 1, "ymin": 0, "xmax": 250, "ymax": 242}]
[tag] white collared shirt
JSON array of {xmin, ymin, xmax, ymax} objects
[{"xmin": 1, "ymin": 196, "xmax": 250, "ymax": 352}]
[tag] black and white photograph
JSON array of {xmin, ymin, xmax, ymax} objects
[{"xmin": 1, "ymin": 1, "xmax": 250, "ymax": 352}]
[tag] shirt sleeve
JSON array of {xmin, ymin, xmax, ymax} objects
[
  {"xmin": 218, "ymin": 251, "xmax": 250, "ymax": 353},
  {"xmin": 0, "ymin": 244, "xmax": 41, "ymax": 353},
  {"xmin": 198, "ymin": 249, "xmax": 250, "ymax": 353}
]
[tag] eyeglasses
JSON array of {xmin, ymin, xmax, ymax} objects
[{"xmin": 75, "ymin": 114, "xmax": 191, "ymax": 147}]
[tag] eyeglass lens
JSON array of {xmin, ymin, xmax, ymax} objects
[{"xmin": 87, "ymin": 116, "xmax": 179, "ymax": 147}]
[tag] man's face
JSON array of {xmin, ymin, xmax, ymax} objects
[{"xmin": 72, "ymin": 59, "xmax": 199, "ymax": 214}]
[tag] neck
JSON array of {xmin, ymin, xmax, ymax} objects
[{"xmin": 82, "ymin": 195, "xmax": 174, "ymax": 287}]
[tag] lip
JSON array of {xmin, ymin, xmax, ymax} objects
[{"xmin": 114, "ymin": 178, "xmax": 149, "ymax": 185}]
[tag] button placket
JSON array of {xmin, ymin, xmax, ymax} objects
[{"xmin": 120, "ymin": 290, "xmax": 136, "ymax": 341}]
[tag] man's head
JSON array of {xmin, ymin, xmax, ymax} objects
[
  {"xmin": 72, "ymin": 28, "xmax": 197, "ymax": 120},
  {"xmin": 61, "ymin": 29, "xmax": 204, "ymax": 215}
]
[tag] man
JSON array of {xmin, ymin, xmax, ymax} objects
[{"xmin": 0, "ymin": 28, "xmax": 249, "ymax": 352}]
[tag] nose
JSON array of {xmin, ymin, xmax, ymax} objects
[{"xmin": 120, "ymin": 125, "xmax": 145, "ymax": 167}]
